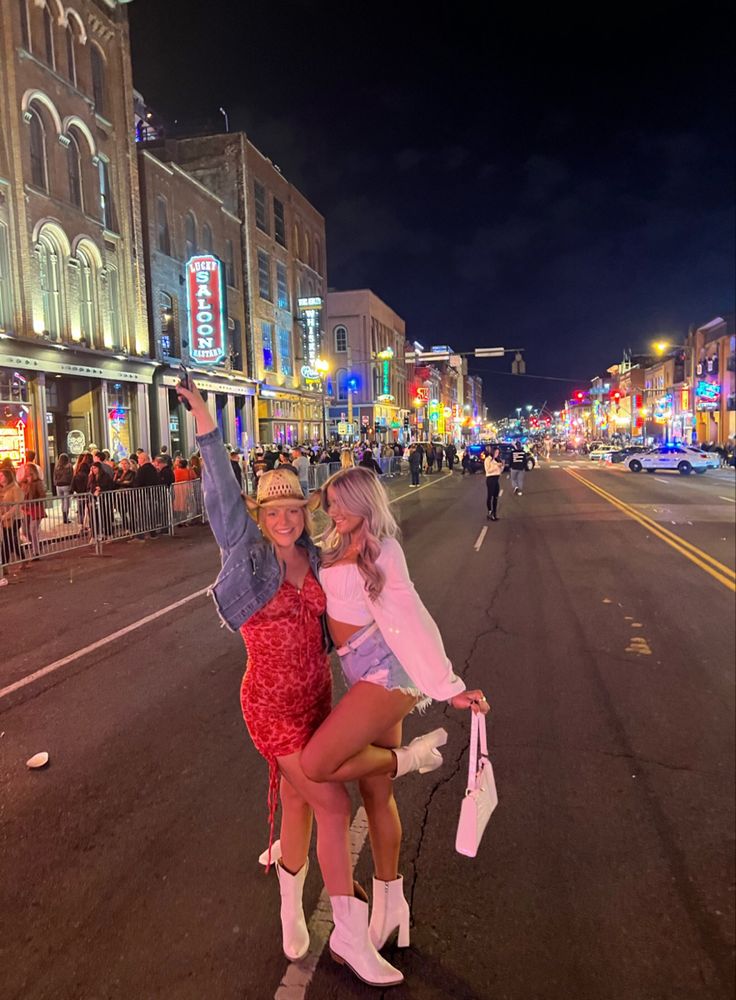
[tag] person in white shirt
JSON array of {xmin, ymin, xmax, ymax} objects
[
  {"xmin": 484, "ymin": 446, "xmax": 504, "ymax": 521},
  {"xmin": 300, "ymin": 466, "xmax": 489, "ymax": 952}
]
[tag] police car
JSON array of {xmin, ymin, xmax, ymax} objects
[{"xmin": 628, "ymin": 445, "xmax": 710, "ymax": 475}]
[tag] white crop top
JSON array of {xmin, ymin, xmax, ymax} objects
[
  {"xmin": 319, "ymin": 562, "xmax": 374, "ymax": 626},
  {"xmin": 319, "ymin": 538, "xmax": 466, "ymax": 702}
]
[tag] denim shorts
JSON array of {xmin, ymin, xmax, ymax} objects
[{"xmin": 336, "ymin": 623, "xmax": 431, "ymax": 712}]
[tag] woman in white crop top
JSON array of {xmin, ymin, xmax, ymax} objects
[{"xmin": 300, "ymin": 466, "xmax": 489, "ymax": 952}]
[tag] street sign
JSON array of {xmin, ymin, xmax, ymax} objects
[
  {"xmin": 338, "ymin": 422, "xmax": 348, "ymax": 435},
  {"xmin": 361, "ymin": 415, "xmax": 369, "ymax": 426},
  {"xmin": 474, "ymin": 347, "xmax": 505, "ymax": 357}
]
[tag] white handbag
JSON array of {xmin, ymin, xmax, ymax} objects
[{"xmin": 455, "ymin": 709, "xmax": 498, "ymax": 857}]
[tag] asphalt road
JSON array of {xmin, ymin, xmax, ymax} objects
[{"xmin": 1, "ymin": 457, "xmax": 734, "ymax": 1000}]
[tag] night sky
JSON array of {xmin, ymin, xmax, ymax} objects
[{"xmin": 129, "ymin": 1, "xmax": 735, "ymax": 416}]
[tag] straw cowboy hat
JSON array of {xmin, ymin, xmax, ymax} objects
[{"xmin": 245, "ymin": 468, "xmax": 321, "ymax": 513}]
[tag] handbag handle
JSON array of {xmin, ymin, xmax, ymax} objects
[{"xmin": 466, "ymin": 709, "xmax": 489, "ymax": 790}]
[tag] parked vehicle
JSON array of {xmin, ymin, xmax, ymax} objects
[
  {"xmin": 588, "ymin": 445, "xmax": 616, "ymax": 462},
  {"xmin": 610, "ymin": 445, "xmax": 648, "ymax": 464},
  {"xmin": 628, "ymin": 446, "xmax": 710, "ymax": 475}
]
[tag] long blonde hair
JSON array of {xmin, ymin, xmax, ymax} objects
[
  {"xmin": 340, "ymin": 449, "xmax": 354, "ymax": 469},
  {"xmin": 320, "ymin": 466, "xmax": 398, "ymax": 600}
]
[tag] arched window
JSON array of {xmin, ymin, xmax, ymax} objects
[
  {"xmin": 67, "ymin": 133, "xmax": 83, "ymax": 209},
  {"xmin": 20, "ymin": 0, "xmax": 31, "ymax": 50},
  {"xmin": 303, "ymin": 232, "xmax": 310, "ymax": 266},
  {"xmin": 77, "ymin": 245, "xmax": 98, "ymax": 348},
  {"xmin": 28, "ymin": 109, "xmax": 47, "ymax": 191},
  {"xmin": 201, "ymin": 223, "xmax": 212, "ymax": 253},
  {"xmin": 36, "ymin": 231, "xmax": 65, "ymax": 341},
  {"xmin": 293, "ymin": 223, "xmax": 300, "ymax": 258},
  {"xmin": 336, "ymin": 368, "xmax": 348, "ymax": 401},
  {"xmin": 313, "ymin": 237, "xmax": 322, "ymax": 274},
  {"xmin": 43, "ymin": 4, "xmax": 55, "ymax": 68},
  {"xmin": 184, "ymin": 212, "xmax": 196, "ymax": 260},
  {"xmin": 90, "ymin": 44, "xmax": 105, "ymax": 115},
  {"xmin": 334, "ymin": 325, "xmax": 347, "ymax": 353},
  {"xmin": 107, "ymin": 265, "xmax": 121, "ymax": 349},
  {"xmin": 65, "ymin": 24, "xmax": 76, "ymax": 86},
  {"xmin": 156, "ymin": 196, "xmax": 170, "ymax": 255},
  {"xmin": 159, "ymin": 291, "xmax": 178, "ymax": 358}
]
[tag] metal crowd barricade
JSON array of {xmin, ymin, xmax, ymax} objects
[
  {"xmin": 1, "ymin": 493, "xmax": 96, "ymax": 571},
  {"xmin": 170, "ymin": 479, "xmax": 206, "ymax": 526},
  {"xmin": 93, "ymin": 484, "xmax": 173, "ymax": 545}
]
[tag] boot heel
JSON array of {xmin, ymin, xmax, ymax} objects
[{"xmin": 397, "ymin": 918, "xmax": 410, "ymax": 948}]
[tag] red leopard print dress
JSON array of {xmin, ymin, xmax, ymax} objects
[{"xmin": 239, "ymin": 569, "xmax": 332, "ymax": 869}]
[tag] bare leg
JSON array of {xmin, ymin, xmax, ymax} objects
[
  {"xmin": 300, "ymin": 682, "xmax": 418, "ymax": 783},
  {"xmin": 359, "ymin": 721, "xmax": 403, "ymax": 881},
  {"xmin": 276, "ymin": 752, "xmax": 353, "ymax": 896},
  {"xmin": 278, "ymin": 774, "xmax": 313, "ymax": 874}
]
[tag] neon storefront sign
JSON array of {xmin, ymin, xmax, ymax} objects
[
  {"xmin": 186, "ymin": 254, "xmax": 227, "ymax": 365},
  {"xmin": 695, "ymin": 380, "xmax": 720, "ymax": 411}
]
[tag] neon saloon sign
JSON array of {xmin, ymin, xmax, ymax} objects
[{"xmin": 186, "ymin": 255, "xmax": 227, "ymax": 365}]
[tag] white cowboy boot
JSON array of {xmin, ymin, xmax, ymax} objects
[
  {"xmin": 392, "ymin": 727, "xmax": 448, "ymax": 778},
  {"xmin": 329, "ymin": 893, "xmax": 404, "ymax": 986},
  {"xmin": 369, "ymin": 875, "xmax": 411, "ymax": 949},
  {"xmin": 276, "ymin": 859, "xmax": 310, "ymax": 962}
]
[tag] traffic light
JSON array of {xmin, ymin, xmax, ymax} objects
[
  {"xmin": 612, "ymin": 390, "xmax": 621, "ymax": 403},
  {"xmin": 575, "ymin": 391, "xmax": 584, "ymax": 402}
]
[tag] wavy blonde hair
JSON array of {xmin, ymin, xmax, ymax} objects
[{"xmin": 320, "ymin": 466, "xmax": 398, "ymax": 600}]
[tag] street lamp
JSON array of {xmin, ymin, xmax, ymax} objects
[{"xmin": 314, "ymin": 357, "xmax": 330, "ymax": 444}]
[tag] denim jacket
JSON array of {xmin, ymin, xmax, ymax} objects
[{"xmin": 197, "ymin": 427, "xmax": 323, "ymax": 633}]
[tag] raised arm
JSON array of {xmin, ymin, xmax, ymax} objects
[{"xmin": 175, "ymin": 378, "xmax": 257, "ymax": 554}]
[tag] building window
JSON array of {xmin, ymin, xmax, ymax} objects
[
  {"xmin": 278, "ymin": 327, "xmax": 293, "ymax": 377},
  {"xmin": 303, "ymin": 232, "xmax": 310, "ymax": 266},
  {"xmin": 91, "ymin": 44, "xmax": 106, "ymax": 115},
  {"xmin": 314, "ymin": 237, "xmax": 322, "ymax": 274},
  {"xmin": 229, "ymin": 317, "xmax": 242, "ymax": 371},
  {"xmin": 257, "ymin": 249, "xmax": 271, "ymax": 301},
  {"xmin": 160, "ymin": 291, "xmax": 178, "ymax": 358},
  {"xmin": 201, "ymin": 223, "xmax": 213, "ymax": 253},
  {"xmin": 274, "ymin": 197, "xmax": 286, "ymax": 246},
  {"xmin": 334, "ymin": 325, "xmax": 347, "ymax": 353},
  {"xmin": 98, "ymin": 158, "xmax": 116, "ymax": 230},
  {"xmin": 29, "ymin": 109, "xmax": 47, "ymax": 191},
  {"xmin": 225, "ymin": 238, "xmax": 236, "ymax": 287},
  {"xmin": 107, "ymin": 265, "xmax": 121, "ymax": 349},
  {"xmin": 77, "ymin": 246, "xmax": 98, "ymax": 348},
  {"xmin": 254, "ymin": 180, "xmax": 269, "ymax": 233},
  {"xmin": 276, "ymin": 262, "xmax": 289, "ymax": 310},
  {"xmin": 156, "ymin": 196, "xmax": 170, "ymax": 255},
  {"xmin": 184, "ymin": 212, "xmax": 196, "ymax": 260},
  {"xmin": 261, "ymin": 322, "xmax": 274, "ymax": 372},
  {"xmin": 65, "ymin": 24, "xmax": 76, "ymax": 85},
  {"xmin": 67, "ymin": 134, "xmax": 83, "ymax": 209},
  {"xmin": 336, "ymin": 369, "xmax": 348, "ymax": 401},
  {"xmin": 36, "ymin": 232, "xmax": 64, "ymax": 341},
  {"xmin": 20, "ymin": 0, "xmax": 31, "ymax": 50},
  {"xmin": 43, "ymin": 4, "xmax": 55, "ymax": 68},
  {"xmin": 0, "ymin": 223, "xmax": 14, "ymax": 333}
]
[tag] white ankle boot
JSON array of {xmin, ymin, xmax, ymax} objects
[
  {"xmin": 329, "ymin": 894, "xmax": 404, "ymax": 986},
  {"xmin": 369, "ymin": 875, "xmax": 411, "ymax": 949},
  {"xmin": 392, "ymin": 727, "xmax": 448, "ymax": 779},
  {"xmin": 276, "ymin": 859, "xmax": 310, "ymax": 962}
]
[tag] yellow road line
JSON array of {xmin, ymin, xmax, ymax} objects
[{"xmin": 566, "ymin": 468, "xmax": 736, "ymax": 592}]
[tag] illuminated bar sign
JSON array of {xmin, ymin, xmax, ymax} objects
[
  {"xmin": 0, "ymin": 421, "xmax": 26, "ymax": 466},
  {"xmin": 695, "ymin": 380, "xmax": 720, "ymax": 410},
  {"xmin": 186, "ymin": 255, "xmax": 226, "ymax": 365}
]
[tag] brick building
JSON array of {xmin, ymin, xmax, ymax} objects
[
  {"xmin": 0, "ymin": 0, "xmax": 151, "ymax": 479},
  {"xmin": 139, "ymin": 132, "xmax": 328, "ymax": 445},
  {"xmin": 137, "ymin": 148, "xmax": 251, "ymax": 456},
  {"xmin": 323, "ymin": 289, "xmax": 409, "ymax": 442}
]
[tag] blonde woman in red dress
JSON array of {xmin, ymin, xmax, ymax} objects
[{"xmin": 176, "ymin": 378, "xmax": 404, "ymax": 988}]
